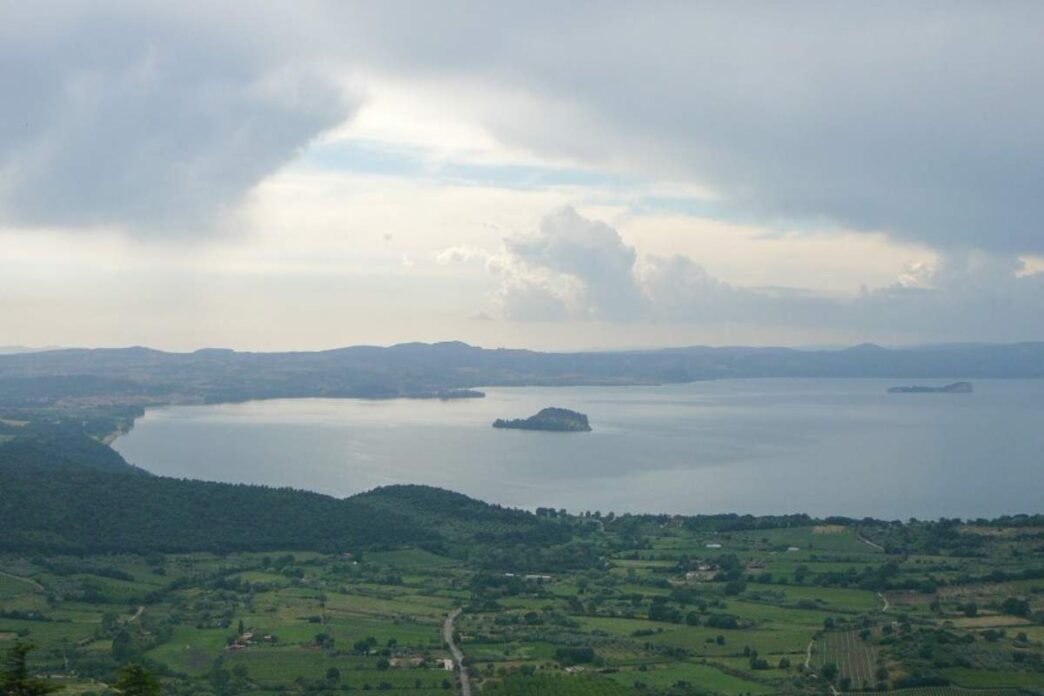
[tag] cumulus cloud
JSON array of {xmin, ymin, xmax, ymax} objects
[
  {"xmin": 638, "ymin": 255, "xmax": 739, "ymax": 320},
  {"xmin": 435, "ymin": 245, "xmax": 488, "ymax": 265},
  {"xmin": 463, "ymin": 207, "xmax": 1044, "ymax": 340},
  {"xmin": 489, "ymin": 207, "xmax": 647, "ymax": 321},
  {"xmin": 893, "ymin": 261, "xmax": 937, "ymax": 290}
]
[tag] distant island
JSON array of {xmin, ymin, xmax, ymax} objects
[
  {"xmin": 887, "ymin": 381, "xmax": 973, "ymax": 394},
  {"xmin": 493, "ymin": 407, "xmax": 592, "ymax": 432},
  {"xmin": 411, "ymin": 389, "xmax": 485, "ymax": 400}
]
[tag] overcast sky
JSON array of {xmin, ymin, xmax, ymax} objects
[{"xmin": 2, "ymin": 1, "xmax": 1043, "ymax": 351}]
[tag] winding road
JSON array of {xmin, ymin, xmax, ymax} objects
[
  {"xmin": 442, "ymin": 608, "xmax": 471, "ymax": 696},
  {"xmin": 0, "ymin": 569, "xmax": 44, "ymax": 592}
]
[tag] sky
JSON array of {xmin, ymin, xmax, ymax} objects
[{"xmin": 2, "ymin": 1, "xmax": 1043, "ymax": 351}]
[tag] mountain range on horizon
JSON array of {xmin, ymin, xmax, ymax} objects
[
  {"xmin": 1, "ymin": 340, "xmax": 1042, "ymax": 408},
  {"xmin": 0, "ymin": 339, "xmax": 1034, "ymax": 356}
]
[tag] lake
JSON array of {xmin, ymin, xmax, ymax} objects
[{"xmin": 112, "ymin": 379, "xmax": 1044, "ymax": 519}]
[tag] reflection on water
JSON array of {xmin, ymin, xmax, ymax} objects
[{"xmin": 113, "ymin": 379, "xmax": 1044, "ymax": 519}]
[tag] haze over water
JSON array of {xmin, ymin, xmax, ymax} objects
[{"xmin": 114, "ymin": 379, "xmax": 1044, "ymax": 520}]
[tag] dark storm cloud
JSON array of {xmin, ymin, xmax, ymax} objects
[
  {"xmin": 0, "ymin": 3, "xmax": 352, "ymax": 234},
  {"xmin": 3, "ymin": 2, "xmax": 1044, "ymax": 257},
  {"xmin": 341, "ymin": 1, "xmax": 1044, "ymax": 255}
]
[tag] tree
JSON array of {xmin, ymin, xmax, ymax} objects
[
  {"xmin": 114, "ymin": 665, "xmax": 161, "ymax": 696},
  {"xmin": 111, "ymin": 629, "xmax": 134, "ymax": 663},
  {"xmin": 1, "ymin": 642, "xmax": 63, "ymax": 695},
  {"xmin": 1001, "ymin": 597, "xmax": 1030, "ymax": 617},
  {"xmin": 821, "ymin": 663, "xmax": 839, "ymax": 682},
  {"xmin": 724, "ymin": 579, "xmax": 746, "ymax": 596},
  {"xmin": 554, "ymin": 647, "xmax": 595, "ymax": 665}
]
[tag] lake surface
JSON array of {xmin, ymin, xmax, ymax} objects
[{"xmin": 113, "ymin": 379, "xmax": 1044, "ymax": 519}]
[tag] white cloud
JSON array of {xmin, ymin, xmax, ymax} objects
[
  {"xmin": 893, "ymin": 261, "xmax": 938, "ymax": 290},
  {"xmin": 638, "ymin": 255, "xmax": 738, "ymax": 320},
  {"xmin": 498, "ymin": 206, "xmax": 646, "ymax": 320},
  {"xmin": 435, "ymin": 245, "xmax": 488, "ymax": 265},
  {"xmin": 470, "ymin": 207, "xmax": 1044, "ymax": 342}
]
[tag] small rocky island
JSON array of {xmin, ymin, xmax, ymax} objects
[
  {"xmin": 429, "ymin": 389, "xmax": 486, "ymax": 400},
  {"xmin": 493, "ymin": 407, "xmax": 592, "ymax": 432},
  {"xmin": 887, "ymin": 381, "xmax": 973, "ymax": 394}
]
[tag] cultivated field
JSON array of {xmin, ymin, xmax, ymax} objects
[
  {"xmin": 813, "ymin": 630, "xmax": 880, "ymax": 688},
  {"xmin": 2, "ymin": 514, "xmax": 1043, "ymax": 695}
]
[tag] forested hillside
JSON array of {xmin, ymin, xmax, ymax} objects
[
  {"xmin": 0, "ymin": 467, "xmax": 438, "ymax": 553},
  {"xmin": 0, "ymin": 423, "xmax": 144, "ymax": 475},
  {"xmin": 354, "ymin": 484, "xmax": 570, "ymax": 545},
  {"xmin": 0, "ymin": 460, "xmax": 574, "ymax": 555}
]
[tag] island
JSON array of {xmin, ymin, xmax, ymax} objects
[
  {"xmin": 411, "ymin": 389, "xmax": 485, "ymax": 400},
  {"xmin": 493, "ymin": 407, "xmax": 592, "ymax": 432},
  {"xmin": 887, "ymin": 381, "xmax": 973, "ymax": 394}
]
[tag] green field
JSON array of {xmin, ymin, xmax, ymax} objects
[{"xmin": 2, "ymin": 509, "xmax": 1043, "ymax": 695}]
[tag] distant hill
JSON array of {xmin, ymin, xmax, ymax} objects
[
  {"xmin": 1, "ymin": 341, "xmax": 1042, "ymax": 407},
  {"xmin": 887, "ymin": 381, "xmax": 974, "ymax": 394},
  {"xmin": 0, "ymin": 345, "xmax": 68, "ymax": 354},
  {"xmin": 354, "ymin": 484, "xmax": 569, "ymax": 545}
]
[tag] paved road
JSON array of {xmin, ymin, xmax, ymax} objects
[{"xmin": 442, "ymin": 608, "xmax": 471, "ymax": 696}]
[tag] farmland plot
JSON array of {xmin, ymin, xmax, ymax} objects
[
  {"xmin": 813, "ymin": 630, "xmax": 879, "ymax": 688},
  {"xmin": 865, "ymin": 689, "xmax": 1019, "ymax": 696}
]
